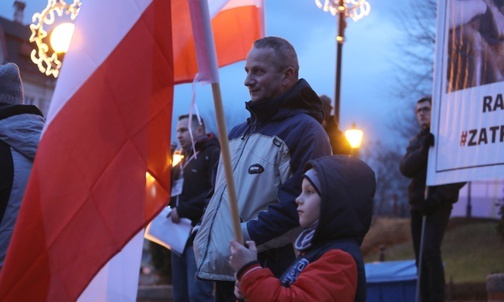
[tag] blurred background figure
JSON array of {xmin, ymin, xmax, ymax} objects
[
  {"xmin": 169, "ymin": 114, "xmax": 220, "ymax": 302},
  {"xmin": 319, "ymin": 95, "xmax": 351, "ymax": 155},
  {"xmin": 0, "ymin": 63, "xmax": 45, "ymax": 270}
]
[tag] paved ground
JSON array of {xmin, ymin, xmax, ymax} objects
[{"xmin": 137, "ymin": 285, "xmax": 173, "ymax": 302}]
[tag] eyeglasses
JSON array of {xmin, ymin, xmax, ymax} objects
[{"xmin": 416, "ymin": 107, "xmax": 431, "ymax": 114}]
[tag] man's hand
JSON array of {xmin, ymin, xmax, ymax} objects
[
  {"xmin": 170, "ymin": 208, "xmax": 180, "ymax": 223},
  {"xmin": 422, "ymin": 132, "xmax": 435, "ymax": 148},
  {"xmin": 229, "ymin": 240, "xmax": 257, "ymax": 272}
]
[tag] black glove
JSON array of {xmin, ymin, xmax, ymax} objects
[
  {"xmin": 422, "ymin": 196, "xmax": 439, "ymax": 216},
  {"xmin": 422, "ymin": 132, "xmax": 435, "ymax": 148}
]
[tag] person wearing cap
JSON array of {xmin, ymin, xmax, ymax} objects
[
  {"xmin": 319, "ymin": 94, "xmax": 351, "ymax": 155},
  {"xmin": 229, "ymin": 155, "xmax": 375, "ymax": 302},
  {"xmin": 0, "ymin": 63, "xmax": 45, "ymax": 270}
]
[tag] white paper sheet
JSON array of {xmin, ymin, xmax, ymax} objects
[{"xmin": 144, "ymin": 207, "xmax": 192, "ymax": 255}]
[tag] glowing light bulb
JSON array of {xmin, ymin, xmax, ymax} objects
[
  {"xmin": 50, "ymin": 22, "xmax": 75, "ymax": 53},
  {"xmin": 345, "ymin": 128, "xmax": 363, "ymax": 149}
]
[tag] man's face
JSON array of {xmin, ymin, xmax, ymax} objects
[
  {"xmin": 244, "ymin": 47, "xmax": 286, "ymax": 103},
  {"xmin": 177, "ymin": 118, "xmax": 195, "ymax": 151},
  {"xmin": 416, "ymin": 101, "xmax": 431, "ymax": 128}
]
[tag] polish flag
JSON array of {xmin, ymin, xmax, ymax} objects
[
  {"xmin": 173, "ymin": 0, "xmax": 264, "ymax": 83},
  {"xmin": 0, "ymin": 0, "xmax": 263, "ymax": 301}
]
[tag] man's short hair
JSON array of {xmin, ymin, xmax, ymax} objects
[
  {"xmin": 417, "ymin": 96, "xmax": 432, "ymax": 105},
  {"xmin": 178, "ymin": 114, "xmax": 205, "ymax": 132},
  {"xmin": 253, "ymin": 36, "xmax": 299, "ymax": 77}
]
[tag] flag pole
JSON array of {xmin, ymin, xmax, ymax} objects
[
  {"xmin": 210, "ymin": 82, "xmax": 243, "ymax": 244},
  {"xmin": 188, "ymin": 0, "xmax": 243, "ymax": 243}
]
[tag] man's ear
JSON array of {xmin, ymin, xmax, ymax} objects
[
  {"xmin": 282, "ymin": 67, "xmax": 295, "ymax": 87},
  {"xmin": 196, "ymin": 125, "xmax": 205, "ymax": 136}
]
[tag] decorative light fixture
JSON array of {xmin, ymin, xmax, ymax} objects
[
  {"xmin": 315, "ymin": 0, "xmax": 371, "ymax": 21},
  {"xmin": 29, "ymin": 0, "xmax": 81, "ymax": 78},
  {"xmin": 314, "ymin": 0, "xmax": 371, "ymax": 131},
  {"xmin": 344, "ymin": 123, "xmax": 363, "ymax": 149}
]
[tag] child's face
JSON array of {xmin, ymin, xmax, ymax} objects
[{"xmin": 295, "ymin": 178, "xmax": 321, "ymax": 228}]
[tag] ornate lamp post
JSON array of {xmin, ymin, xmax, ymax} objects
[
  {"xmin": 314, "ymin": 0, "xmax": 371, "ymax": 127},
  {"xmin": 29, "ymin": 0, "xmax": 81, "ymax": 78}
]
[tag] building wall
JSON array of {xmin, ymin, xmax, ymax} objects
[
  {"xmin": 23, "ymin": 78, "xmax": 54, "ymax": 115},
  {"xmin": 1, "ymin": 8, "xmax": 56, "ymax": 117}
]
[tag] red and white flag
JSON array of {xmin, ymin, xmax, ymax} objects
[
  {"xmin": 0, "ymin": 0, "xmax": 263, "ymax": 301},
  {"xmin": 173, "ymin": 0, "xmax": 264, "ymax": 83},
  {"xmin": 0, "ymin": 1, "xmax": 173, "ymax": 301}
]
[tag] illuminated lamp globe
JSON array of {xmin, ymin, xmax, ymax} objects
[
  {"xmin": 344, "ymin": 127, "xmax": 363, "ymax": 149},
  {"xmin": 50, "ymin": 22, "xmax": 75, "ymax": 53}
]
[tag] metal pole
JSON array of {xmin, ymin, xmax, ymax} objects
[
  {"xmin": 415, "ymin": 215, "xmax": 427, "ymax": 302},
  {"xmin": 466, "ymin": 182, "xmax": 472, "ymax": 218},
  {"xmin": 334, "ymin": 0, "xmax": 346, "ymax": 127},
  {"xmin": 416, "ymin": 186, "xmax": 430, "ymax": 302}
]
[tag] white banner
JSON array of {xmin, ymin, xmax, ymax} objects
[{"xmin": 428, "ymin": 0, "xmax": 504, "ymax": 185}]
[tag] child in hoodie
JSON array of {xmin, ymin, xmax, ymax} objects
[{"xmin": 229, "ymin": 155, "xmax": 376, "ymax": 302}]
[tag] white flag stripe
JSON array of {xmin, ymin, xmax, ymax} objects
[
  {"xmin": 209, "ymin": 0, "xmax": 230, "ymax": 17},
  {"xmin": 78, "ymin": 231, "xmax": 144, "ymax": 302},
  {"xmin": 47, "ymin": 0, "xmax": 153, "ymax": 129},
  {"xmin": 223, "ymin": 0, "xmax": 262, "ymax": 10}
]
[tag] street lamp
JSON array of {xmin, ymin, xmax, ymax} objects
[
  {"xmin": 314, "ymin": 0, "xmax": 371, "ymax": 126},
  {"xmin": 29, "ymin": 0, "xmax": 81, "ymax": 78},
  {"xmin": 50, "ymin": 22, "xmax": 75, "ymax": 53},
  {"xmin": 344, "ymin": 123, "xmax": 363, "ymax": 156},
  {"xmin": 344, "ymin": 123, "xmax": 363, "ymax": 148}
]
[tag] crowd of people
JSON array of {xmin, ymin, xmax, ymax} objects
[{"xmin": 0, "ymin": 35, "xmax": 467, "ymax": 302}]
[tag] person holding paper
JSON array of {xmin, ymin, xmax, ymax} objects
[
  {"xmin": 193, "ymin": 36, "xmax": 332, "ymax": 301},
  {"xmin": 169, "ymin": 114, "xmax": 220, "ymax": 302},
  {"xmin": 399, "ymin": 96, "xmax": 465, "ymax": 302}
]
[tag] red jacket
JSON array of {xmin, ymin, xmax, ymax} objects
[{"xmin": 239, "ymin": 249, "xmax": 357, "ymax": 302}]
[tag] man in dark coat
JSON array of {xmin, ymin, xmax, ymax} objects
[
  {"xmin": 169, "ymin": 114, "xmax": 220, "ymax": 302},
  {"xmin": 400, "ymin": 96, "xmax": 465, "ymax": 302},
  {"xmin": 319, "ymin": 94, "xmax": 351, "ymax": 155}
]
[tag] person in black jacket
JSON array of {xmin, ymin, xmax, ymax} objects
[
  {"xmin": 169, "ymin": 114, "xmax": 220, "ymax": 302},
  {"xmin": 399, "ymin": 96, "xmax": 465, "ymax": 302},
  {"xmin": 319, "ymin": 94, "xmax": 351, "ymax": 155}
]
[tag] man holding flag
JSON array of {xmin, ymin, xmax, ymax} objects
[{"xmin": 193, "ymin": 36, "xmax": 332, "ymax": 301}]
